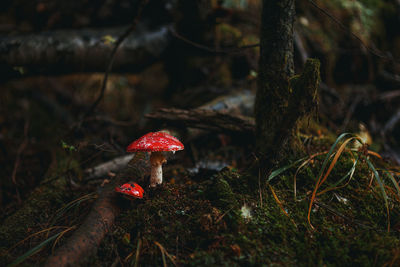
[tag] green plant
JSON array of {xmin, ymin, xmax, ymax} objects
[
  {"xmin": 8, "ymin": 226, "xmax": 76, "ymax": 267},
  {"xmin": 267, "ymin": 132, "xmax": 400, "ymax": 230}
]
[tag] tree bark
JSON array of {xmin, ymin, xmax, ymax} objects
[
  {"xmin": 256, "ymin": 0, "xmax": 295, "ymax": 165},
  {"xmin": 256, "ymin": 0, "xmax": 319, "ymax": 169}
]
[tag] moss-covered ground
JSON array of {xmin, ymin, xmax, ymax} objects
[
  {"xmin": 91, "ymin": 151, "xmax": 400, "ymax": 266},
  {"xmin": 2, "ymin": 125, "xmax": 400, "ymax": 266}
]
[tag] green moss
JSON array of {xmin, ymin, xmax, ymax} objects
[
  {"xmin": 89, "ymin": 142, "xmax": 400, "ymax": 266},
  {"xmin": 0, "ymin": 151, "xmax": 84, "ymax": 267},
  {"xmin": 0, "ymin": 178, "xmax": 67, "ymax": 248}
]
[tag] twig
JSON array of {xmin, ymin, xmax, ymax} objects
[
  {"xmin": 169, "ymin": 26, "xmax": 259, "ymax": 54},
  {"xmin": 83, "ymin": 0, "xmax": 149, "ymax": 120}
]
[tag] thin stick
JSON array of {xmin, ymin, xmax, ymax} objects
[
  {"xmin": 169, "ymin": 26, "xmax": 259, "ymax": 54},
  {"xmin": 83, "ymin": 0, "xmax": 149, "ymax": 120}
]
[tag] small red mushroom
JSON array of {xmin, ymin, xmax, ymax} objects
[
  {"xmin": 126, "ymin": 131, "xmax": 184, "ymax": 187},
  {"xmin": 115, "ymin": 182, "xmax": 144, "ymax": 199}
]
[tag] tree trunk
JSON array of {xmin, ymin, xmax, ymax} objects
[{"xmin": 256, "ymin": 0, "xmax": 319, "ymax": 171}]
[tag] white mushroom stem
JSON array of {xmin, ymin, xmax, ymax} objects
[{"xmin": 149, "ymin": 152, "xmax": 167, "ymax": 187}]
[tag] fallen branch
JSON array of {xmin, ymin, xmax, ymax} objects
[
  {"xmin": 45, "ymin": 184, "xmax": 118, "ymax": 266},
  {"xmin": 45, "ymin": 155, "xmax": 148, "ymax": 266},
  {"xmin": 145, "ymin": 107, "xmax": 255, "ymax": 135},
  {"xmin": 84, "ymin": 154, "xmax": 134, "ymax": 181}
]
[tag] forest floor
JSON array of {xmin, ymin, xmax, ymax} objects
[{"xmin": 0, "ymin": 70, "xmax": 399, "ymax": 266}]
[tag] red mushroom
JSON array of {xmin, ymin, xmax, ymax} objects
[
  {"xmin": 115, "ymin": 182, "xmax": 144, "ymax": 199},
  {"xmin": 126, "ymin": 131, "xmax": 184, "ymax": 187}
]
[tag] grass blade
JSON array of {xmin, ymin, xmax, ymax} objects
[
  {"xmin": 7, "ymin": 226, "xmax": 68, "ymax": 253},
  {"xmin": 293, "ymin": 151, "xmax": 328, "ymax": 200},
  {"xmin": 269, "ymin": 185, "xmax": 297, "ymax": 228},
  {"xmin": 267, "ymin": 158, "xmax": 306, "ymax": 182},
  {"xmin": 315, "ymin": 133, "xmax": 353, "ymax": 184},
  {"xmin": 51, "ymin": 226, "xmax": 76, "ymax": 252},
  {"xmin": 365, "ymin": 157, "xmax": 390, "ymax": 232},
  {"xmin": 308, "ymin": 135, "xmax": 357, "ymax": 228},
  {"xmin": 317, "ymin": 156, "xmax": 358, "ymax": 196},
  {"xmin": 318, "ymin": 137, "xmax": 358, "ymax": 188},
  {"xmin": 50, "ymin": 193, "xmax": 97, "ymax": 226},
  {"xmin": 8, "ymin": 232, "xmax": 62, "ymax": 267},
  {"xmin": 154, "ymin": 241, "xmax": 177, "ymax": 267},
  {"xmin": 384, "ymin": 171, "xmax": 400, "ymax": 200}
]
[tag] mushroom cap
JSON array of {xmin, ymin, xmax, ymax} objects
[
  {"xmin": 126, "ymin": 131, "xmax": 184, "ymax": 152},
  {"xmin": 115, "ymin": 182, "xmax": 144, "ymax": 199}
]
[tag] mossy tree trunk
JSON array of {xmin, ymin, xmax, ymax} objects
[{"xmin": 256, "ymin": 0, "xmax": 320, "ymax": 172}]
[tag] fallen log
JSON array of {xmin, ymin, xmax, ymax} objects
[
  {"xmin": 0, "ymin": 25, "xmax": 170, "ymax": 77},
  {"xmin": 45, "ymin": 153, "xmax": 149, "ymax": 266},
  {"xmin": 145, "ymin": 107, "xmax": 255, "ymax": 135}
]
